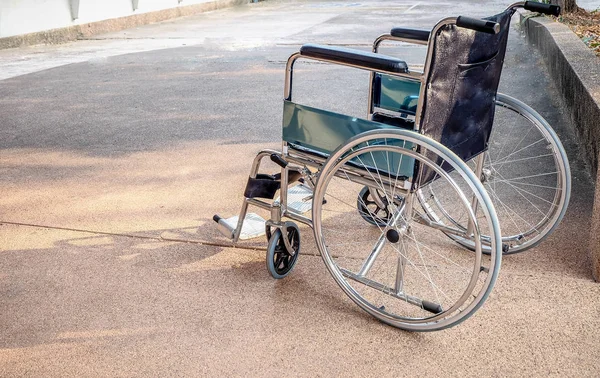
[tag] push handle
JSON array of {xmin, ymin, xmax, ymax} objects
[
  {"xmin": 524, "ymin": 1, "xmax": 561, "ymax": 16},
  {"xmin": 456, "ymin": 16, "xmax": 500, "ymax": 34}
]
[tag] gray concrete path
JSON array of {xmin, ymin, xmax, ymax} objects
[{"xmin": 1, "ymin": 1, "xmax": 599, "ymax": 376}]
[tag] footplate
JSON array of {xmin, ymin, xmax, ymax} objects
[
  {"xmin": 274, "ymin": 184, "xmax": 313, "ymax": 214},
  {"xmin": 215, "ymin": 213, "xmax": 267, "ymax": 240}
]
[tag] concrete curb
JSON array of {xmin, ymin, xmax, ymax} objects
[
  {"xmin": 521, "ymin": 14, "xmax": 600, "ymax": 281},
  {"xmin": 0, "ymin": 0, "xmax": 249, "ymax": 50}
]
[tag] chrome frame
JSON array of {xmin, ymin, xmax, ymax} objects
[
  {"xmin": 208, "ymin": 0, "xmax": 566, "ymax": 332},
  {"xmin": 222, "ymin": 3, "xmax": 525, "ymax": 245}
]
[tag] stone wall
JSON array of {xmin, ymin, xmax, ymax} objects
[{"xmin": 522, "ymin": 15, "xmax": 600, "ymax": 281}]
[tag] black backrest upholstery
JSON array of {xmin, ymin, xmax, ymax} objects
[{"xmin": 419, "ymin": 9, "xmax": 514, "ymax": 162}]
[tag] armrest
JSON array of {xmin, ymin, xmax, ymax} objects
[
  {"xmin": 299, "ymin": 44, "xmax": 408, "ymax": 73},
  {"xmin": 390, "ymin": 28, "xmax": 430, "ymax": 42}
]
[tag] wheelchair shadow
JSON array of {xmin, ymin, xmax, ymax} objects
[
  {"xmin": 163, "ymin": 217, "xmax": 269, "ymax": 250},
  {"xmin": 187, "ymin": 217, "xmax": 394, "ymax": 326},
  {"xmin": 172, "ymin": 215, "xmax": 322, "ymax": 257},
  {"xmin": 1, "ymin": 219, "xmax": 432, "ymax": 354},
  {"xmin": 0, "ymin": 226, "xmax": 266, "ymax": 349},
  {"xmin": 50, "ymin": 225, "xmax": 273, "ymax": 272}
]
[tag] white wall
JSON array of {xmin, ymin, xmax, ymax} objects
[{"xmin": 0, "ymin": 0, "xmax": 218, "ymax": 38}]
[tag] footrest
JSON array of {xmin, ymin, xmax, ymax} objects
[
  {"xmin": 274, "ymin": 184, "xmax": 313, "ymax": 214},
  {"xmin": 215, "ymin": 213, "xmax": 267, "ymax": 240}
]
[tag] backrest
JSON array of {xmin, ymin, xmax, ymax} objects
[{"xmin": 419, "ymin": 9, "xmax": 514, "ymax": 163}]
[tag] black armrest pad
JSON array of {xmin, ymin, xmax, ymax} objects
[
  {"xmin": 299, "ymin": 44, "xmax": 408, "ymax": 73},
  {"xmin": 390, "ymin": 28, "xmax": 430, "ymax": 42}
]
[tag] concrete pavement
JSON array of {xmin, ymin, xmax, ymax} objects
[{"xmin": 1, "ymin": 1, "xmax": 599, "ymax": 376}]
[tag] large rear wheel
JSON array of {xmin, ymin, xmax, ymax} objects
[
  {"xmin": 418, "ymin": 94, "xmax": 571, "ymax": 254},
  {"xmin": 312, "ymin": 129, "xmax": 501, "ymax": 331}
]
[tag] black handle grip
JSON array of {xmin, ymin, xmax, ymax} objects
[
  {"xmin": 422, "ymin": 300, "xmax": 443, "ymax": 314},
  {"xmin": 270, "ymin": 154, "xmax": 288, "ymax": 168},
  {"xmin": 524, "ymin": 1, "xmax": 561, "ymax": 16},
  {"xmin": 456, "ymin": 16, "xmax": 500, "ymax": 34}
]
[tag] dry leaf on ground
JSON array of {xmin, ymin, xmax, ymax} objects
[{"xmin": 558, "ymin": 8, "xmax": 600, "ymax": 56}]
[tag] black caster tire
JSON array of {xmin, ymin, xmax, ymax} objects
[
  {"xmin": 266, "ymin": 222, "xmax": 300, "ymax": 279},
  {"xmin": 357, "ymin": 186, "xmax": 391, "ymax": 227}
]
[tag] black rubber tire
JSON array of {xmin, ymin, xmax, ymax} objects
[
  {"xmin": 266, "ymin": 223, "xmax": 300, "ymax": 279},
  {"xmin": 357, "ymin": 186, "xmax": 391, "ymax": 227}
]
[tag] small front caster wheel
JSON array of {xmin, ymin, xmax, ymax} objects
[
  {"xmin": 357, "ymin": 186, "xmax": 391, "ymax": 227},
  {"xmin": 266, "ymin": 222, "xmax": 300, "ymax": 279}
]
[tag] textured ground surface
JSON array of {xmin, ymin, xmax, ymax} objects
[{"xmin": 1, "ymin": 1, "xmax": 598, "ymax": 377}]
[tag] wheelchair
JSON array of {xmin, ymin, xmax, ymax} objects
[{"xmin": 213, "ymin": 1, "xmax": 570, "ymax": 331}]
